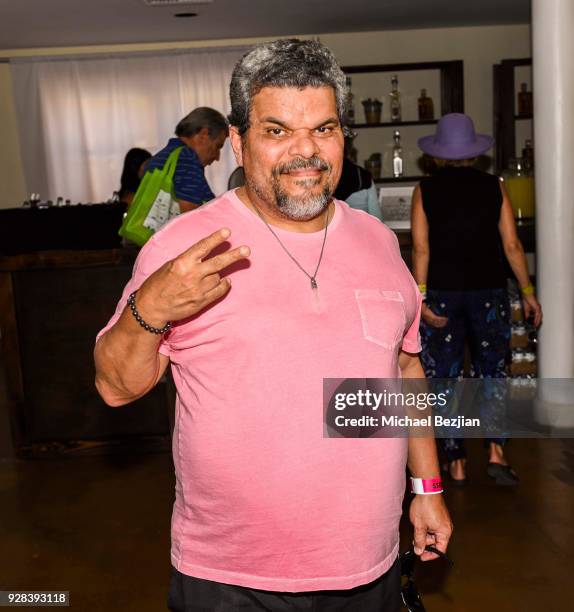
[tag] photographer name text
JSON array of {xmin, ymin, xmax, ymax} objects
[{"xmin": 333, "ymin": 415, "xmax": 481, "ymax": 428}]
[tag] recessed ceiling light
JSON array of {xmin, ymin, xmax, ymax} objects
[
  {"xmin": 174, "ymin": 12, "xmax": 198, "ymax": 17},
  {"xmin": 143, "ymin": 0, "xmax": 212, "ymax": 5}
]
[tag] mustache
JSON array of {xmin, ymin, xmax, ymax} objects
[{"xmin": 274, "ymin": 157, "xmax": 331, "ymax": 175}]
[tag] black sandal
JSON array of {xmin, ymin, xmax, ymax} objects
[
  {"xmin": 447, "ymin": 459, "xmax": 467, "ymax": 487},
  {"xmin": 487, "ymin": 462, "xmax": 519, "ymax": 486}
]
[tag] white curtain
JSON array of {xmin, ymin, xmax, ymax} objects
[{"xmin": 11, "ymin": 47, "xmax": 248, "ymax": 203}]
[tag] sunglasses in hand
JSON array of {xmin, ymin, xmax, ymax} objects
[{"xmin": 400, "ymin": 545, "xmax": 453, "ymax": 612}]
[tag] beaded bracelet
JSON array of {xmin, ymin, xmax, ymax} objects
[{"xmin": 127, "ymin": 291, "xmax": 172, "ymax": 335}]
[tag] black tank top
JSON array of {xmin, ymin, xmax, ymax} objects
[{"xmin": 419, "ymin": 167, "xmax": 506, "ymax": 290}]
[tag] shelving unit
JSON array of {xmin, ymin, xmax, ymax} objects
[
  {"xmin": 492, "ymin": 57, "xmax": 532, "ymax": 174},
  {"xmin": 342, "ymin": 60, "xmax": 464, "ymax": 183},
  {"xmin": 351, "ymin": 119, "xmax": 438, "ymax": 129},
  {"xmin": 374, "ymin": 176, "xmax": 426, "ymax": 185},
  {"xmin": 493, "ymin": 59, "xmax": 537, "ymax": 377}
]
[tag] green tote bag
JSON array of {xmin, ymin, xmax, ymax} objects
[{"xmin": 118, "ymin": 146, "xmax": 183, "ymax": 246}]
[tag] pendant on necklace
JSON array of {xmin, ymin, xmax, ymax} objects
[
  {"xmin": 311, "ymin": 278, "xmax": 318, "ymax": 290},
  {"xmin": 311, "ymin": 282, "xmax": 323, "ymax": 313}
]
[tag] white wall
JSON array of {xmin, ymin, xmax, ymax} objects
[
  {"xmin": 0, "ymin": 24, "xmax": 531, "ymax": 209},
  {"xmin": 0, "ymin": 64, "xmax": 27, "ymax": 208}
]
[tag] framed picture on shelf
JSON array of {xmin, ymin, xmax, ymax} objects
[{"xmin": 378, "ymin": 186, "xmax": 414, "ymax": 229}]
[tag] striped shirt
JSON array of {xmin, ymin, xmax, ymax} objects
[{"xmin": 146, "ymin": 138, "xmax": 215, "ymax": 204}]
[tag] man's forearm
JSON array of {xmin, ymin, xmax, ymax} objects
[
  {"xmin": 407, "ymin": 436, "xmax": 441, "ymax": 478},
  {"xmin": 95, "ymin": 227, "xmax": 248, "ymax": 407},
  {"xmin": 94, "ymin": 307, "xmax": 165, "ymax": 406},
  {"xmin": 400, "ymin": 353, "xmax": 441, "ymax": 477},
  {"xmin": 400, "ymin": 352, "xmax": 451, "ymax": 556}
]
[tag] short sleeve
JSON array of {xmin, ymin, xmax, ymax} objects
[
  {"xmin": 95, "ymin": 238, "xmax": 173, "ymax": 356},
  {"xmin": 385, "ymin": 227, "xmax": 422, "ymax": 354},
  {"xmin": 401, "ymin": 279, "xmax": 422, "ymax": 354},
  {"xmin": 173, "ymin": 150, "xmax": 215, "ymax": 204}
]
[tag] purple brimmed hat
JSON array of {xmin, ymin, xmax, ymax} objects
[{"xmin": 417, "ymin": 113, "xmax": 494, "ymax": 160}]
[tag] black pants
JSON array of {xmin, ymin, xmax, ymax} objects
[{"xmin": 167, "ymin": 558, "xmax": 401, "ymax": 611}]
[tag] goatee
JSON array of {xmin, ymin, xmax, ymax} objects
[{"xmin": 247, "ymin": 156, "xmax": 334, "ymax": 221}]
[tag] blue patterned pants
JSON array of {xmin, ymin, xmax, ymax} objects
[{"xmin": 420, "ymin": 288, "xmax": 511, "ymax": 462}]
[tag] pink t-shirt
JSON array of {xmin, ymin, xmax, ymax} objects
[{"xmin": 97, "ymin": 190, "xmax": 422, "ymax": 592}]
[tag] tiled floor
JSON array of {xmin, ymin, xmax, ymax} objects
[{"xmin": 1, "ymin": 438, "xmax": 573, "ymax": 611}]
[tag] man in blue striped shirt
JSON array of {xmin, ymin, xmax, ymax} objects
[{"xmin": 146, "ymin": 107, "xmax": 228, "ymax": 213}]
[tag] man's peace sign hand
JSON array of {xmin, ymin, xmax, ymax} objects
[{"xmin": 136, "ymin": 228, "xmax": 249, "ymax": 327}]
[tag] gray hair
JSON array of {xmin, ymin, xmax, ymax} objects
[
  {"xmin": 175, "ymin": 107, "xmax": 228, "ymax": 138},
  {"xmin": 229, "ymin": 39, "xmax": 348, "ymax": 135}
]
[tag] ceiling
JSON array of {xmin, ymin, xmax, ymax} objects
[{"xmin": 0, "ymin": 0, "xmax": 531, "ymax": 51}]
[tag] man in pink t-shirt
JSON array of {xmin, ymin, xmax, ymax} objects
[{"xmin": 95, "ymin": 39, "xmax": 452, "ymax": 611}]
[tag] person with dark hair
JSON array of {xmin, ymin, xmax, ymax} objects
[
  {"xmin": 412, "ymin": 113, "xmax": 542, "ymax": 486},
  {"xmin": 145, "ymin": 107, "xmax": 228, "ymax": 214},
  {"xmin": 118, "ymin": 147, "xmax": 151, "ymax": 207},
  {"xmin": 95, "ymin": 39, "xmax": 452, "ymax": 611}
]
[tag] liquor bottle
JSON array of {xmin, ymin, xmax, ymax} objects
[
  {"xmin": 517, "ymin": 83, "xmax": 533, "ymax": 116},
  {"xmin": 389, "ymin": 75, "xmax": 402, "ymax": 123},
  {"xmin": 364, "ymin": 153, "xmax": 382, "ymax": 180},
  {"xmin": 345, "ymin": 76, "xmax": 355, "ymax": 125},
  {"xmin": 392, "ymin": 130, "xmax": 404, "ymax": 177},
  {"xmin": 418, "ymin": 88, "xmax": 434, "ymax": 121},
  {"xmin": 522, "ymin": 138, "xmax": 534, "ymax": 170}
]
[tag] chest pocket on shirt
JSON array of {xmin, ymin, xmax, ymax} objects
[{"xmin": 355, "ymin": 289, "xmax": 406, "ymax": 350}]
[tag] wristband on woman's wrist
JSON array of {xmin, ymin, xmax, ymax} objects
[
  {"xmin": 521, "ymin": 284, "xmax": 535, "ymax": 296},
  {"xmin": 127, "ymin": 290, "xmax": 172, "ymax": 335},
  {"xmin": 410, "ymin": 477, "xmax": 443, "ymax": 494},
  {"xmin": 417, "ymin": 283, "xmax": 428, "ymax": 302}
]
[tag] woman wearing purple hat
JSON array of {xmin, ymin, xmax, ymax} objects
[{"xmin": 411, "ymin": 113, "xmax": 542, "ymax": 486}]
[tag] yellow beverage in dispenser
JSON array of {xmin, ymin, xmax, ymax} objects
[{"xmin": 505, "ymin": 176, "xmax": 535, "ymax": 219}]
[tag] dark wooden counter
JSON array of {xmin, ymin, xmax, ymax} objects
[
  {"xmin": 0, "ymin": 248, "xmax": 171, "ymax": 456},
  {"xmin": 0, "ymin": 204, "xmax": 126, "ymax": 255}
]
